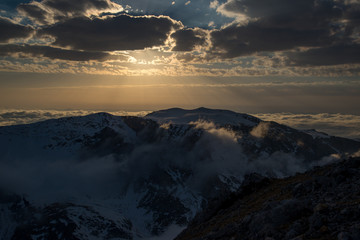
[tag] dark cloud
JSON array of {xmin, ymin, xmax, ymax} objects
[
  {"xmin": 217, "ymin": 0, "xmax": 359, "ymax": 25},
  {"xmin": 38, "ymin": 14, "xmax": 182, "ymax": 51},
  {"xmin": 171, "ymin": 28, "xmax": 207, "ymax": 51},
  {"xmin": 209, "ymin": 0, "xmax": 360, "ymax": 63},
  {"xmin": 17, "ymin": 0, "xmax": 122, "ymax": 25},
  {"xmin": 285, "ymin": 44, "xmax": 360, "ymax": 66},
  {"xmin": 210, "ymin": 20, "xmax": 334, "ymax": 58},
  {"xmin": 0, "ymin": 44, "xmax": 127, "ymax": 61},
  {"xmin": 0, "ymin": 17, "xmax": 33, "ymax": 42},
  {"xmin": 219, "ymin": 0, "xmax": 327, "ymax": 19}
]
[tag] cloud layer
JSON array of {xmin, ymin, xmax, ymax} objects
[
  {"xmin": 0, "ymin": 0, "xmax": 360, "ymax": 75},
  {"xmin": 255, "ymin": 112, "xmax": 360, "ymax": 139}
]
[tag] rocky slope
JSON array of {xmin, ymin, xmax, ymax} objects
[
  {"xmin": 175, "ymin": 156, "xmax": 360, "ymax": 240},
  {"xmin": 0, "ymin": 108, "xmax": 359, "ymax": 239}
]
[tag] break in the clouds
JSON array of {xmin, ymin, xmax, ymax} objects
[{"xmin": 0, "ymin": 0, "xmax": 360, "ymax": 74}]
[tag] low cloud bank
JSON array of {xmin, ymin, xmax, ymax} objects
[{"xmin": 254, "ymin": 113, "xmax": 360, "ymax": 139}]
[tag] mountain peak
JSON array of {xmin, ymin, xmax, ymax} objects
[{"xmin": 145, "ymin": 107, "xmax": 260, "ymax": 126}]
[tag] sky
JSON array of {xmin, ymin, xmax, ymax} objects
[{"xmin": 0, "ymin": 0, "xmax": 359, "ymax": 130}]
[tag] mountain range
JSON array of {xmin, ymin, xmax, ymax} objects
[{"xmin": 0, "ymin": 108, "xmax": 359, "ymax": 239}]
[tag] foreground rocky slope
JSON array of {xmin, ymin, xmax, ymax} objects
[{"xmin": 175, "ymin": 156, "xmax": 360, "ymax": 240}]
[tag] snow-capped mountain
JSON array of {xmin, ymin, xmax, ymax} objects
[{"xmin": 1, "ymin": 108, "xmax": 359, "ymax": 239}]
